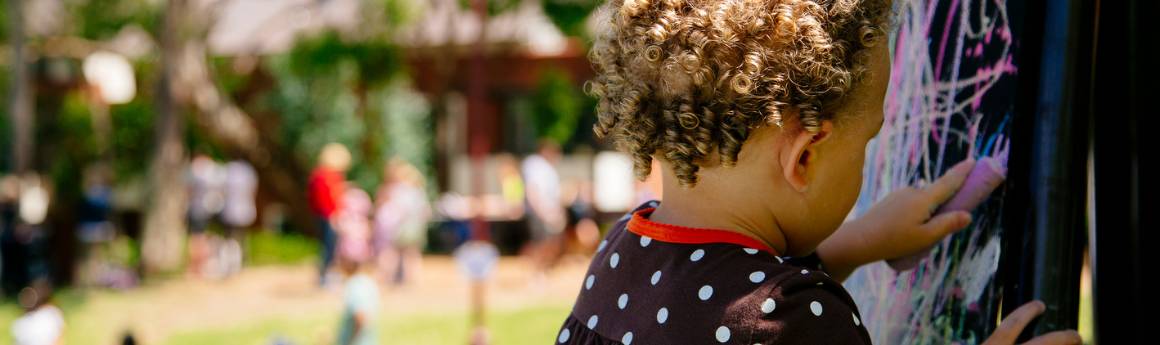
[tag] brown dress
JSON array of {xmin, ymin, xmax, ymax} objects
[{"xmin": 556, "ymin": 201, "xmax": 872, "ymax": 344}]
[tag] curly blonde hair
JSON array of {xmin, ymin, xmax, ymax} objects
[{"xmin": 588, "ymin": 0, "xmax": 891, "ymax": 187}]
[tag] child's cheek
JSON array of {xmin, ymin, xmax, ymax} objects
[{"xmin": 836, "ymin": 144, "xmax": 868, "ymax": 215}]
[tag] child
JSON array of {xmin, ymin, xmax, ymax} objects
[
  {"xmin": 373, "ymin": 159, "xmax": 431, "ymax": 286},
  {"xmin": 11, "ymin": 279, "xmax": 64, "ymax": 345},
  {"xmin": 336, "ymin": 187, "xmax": 374, "ymax": 269},
  {"xmin": 557, "ymin": 0, "xmax": 1082, "ymax": 344},
  {"xmin": 336, "ymin": 254, "xmax": 379, "ymax": 345},
  {"xmin": 310, "ymin": 143, "xmax": 351, "ymax": 286}
]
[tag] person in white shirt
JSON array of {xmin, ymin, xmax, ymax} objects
[{"xmin": 10, "ymin": 280, "xmax": 64, "ymax": 345}]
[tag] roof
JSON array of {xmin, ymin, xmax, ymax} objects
[{"xmin": 207, "ymin": 0, "xmax": 571, "ymax": 57}]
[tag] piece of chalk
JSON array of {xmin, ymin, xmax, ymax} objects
[
  {"xmin": 937, "ymin": 157, "xmax": 1007, "ymax": 214},
  {"xmin": 886, "ymin": 157, "xmax": 1007, "ymax": 272}
]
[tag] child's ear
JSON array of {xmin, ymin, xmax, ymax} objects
[{"xmin": 779, "ymin": 120, "xmax": 835, "ymax": 192}]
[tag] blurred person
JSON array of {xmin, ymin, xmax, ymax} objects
[
  {"xmin": 309, "ymin": 143, "xmax": 351, "ymax": 286},
  {"xmin": 76, "ymin": 165, "xmax": 118, "ymax": 287},
  {"xmin": 186, "ymin": 154, "xmax": 223, "ymax": 278},
  {"xmin": 562, "ymin": 179, "xmax": 600, "ymax": 254},
  {"xmin": 77, "ymin": 164, "xmax": 114, "ymax": 245},
  {"xmin": 335, "ymin": 253, "xmax": 379, "ymax": 345},
  {"xmin": 336, "ymin": 187, "xmax": 374, "ymax": 268},
  {"xmin": 373, "ymin": 159, "xmax": 431, "ymax": 286},
  {"xmin": 521, "ymin": 140, "xmax": 566, "ymax": 275},
  {"xmin": 2, "ymin": 175, "xmax": 52, "ymax": 296},
  {"xmin": 495, "ymin": 154, "xmax": 525, "ymax": 219},
  {"xmin": 10, "ymin": 279, "xmax": 64, "ymax": 345},
  {"xmin": 219, "ymin": 160, "xmax": 258, "ymax": 276}
]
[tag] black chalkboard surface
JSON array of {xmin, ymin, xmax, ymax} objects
[{"xmin": 844, "ymin": 0, "xmax": 1026, "ymax": 343}]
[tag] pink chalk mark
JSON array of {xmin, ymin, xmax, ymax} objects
[
  {"xmin": 971, "ymin": 66, "xmax": 989, "ymax": 110},
  {"xmin": 933, "ymin": 0, "xmax": 962, "ymax": 79},
  {"xmin": 999, "ymin": 55, "xmax": 1018, "ymax": 74}
]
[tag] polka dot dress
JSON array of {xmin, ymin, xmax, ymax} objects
[{"xmin": 556, "ymin": 201, "xmax": 872, "ymax": 344}]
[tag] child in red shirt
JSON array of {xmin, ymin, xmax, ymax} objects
[
  {"xmin": 558, "ymin": 0, "xmax": 1082, "ymax": 343},
  {"xmin": 309, "ymin": 143, "xmax": 351, "ymax": 285}
]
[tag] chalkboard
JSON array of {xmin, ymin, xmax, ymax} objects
[{"xmin": 843, "ymin": 0, "xmax": 1026, "ymax": 343}]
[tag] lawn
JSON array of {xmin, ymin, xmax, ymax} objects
[
  {"xmin": 164, "ymin": 304, "xmax": 571, "ymax": 345},
  {"xmin": 0, "ymin": 257, "xmax": 583, "ymax": 345}
]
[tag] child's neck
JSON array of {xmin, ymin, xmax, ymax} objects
[{"xmin": 649, "ymin": 168, "xmax": 790, "ymax": 256}]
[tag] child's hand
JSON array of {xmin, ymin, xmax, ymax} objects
[
  {"xmin": 817, "ymin": 159, "xmax": 976, "ymax": 281},
  {"xmin": 983, "ymin": 300, "xmax": 1082, "ymax": 345}
]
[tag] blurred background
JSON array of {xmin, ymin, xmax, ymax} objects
[{"xmin": 0, "ymin": 0, "xmax": 658, "ymax": 344}]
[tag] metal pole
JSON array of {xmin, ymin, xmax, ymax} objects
[
  {"xmin": 1000, "ymin": 0, "xmax": 1094, "ymax": 340},
  {"xmin": 1089, "ymin": 0, "xmax": 1153, "ymax": 342},
  {"xmin": 467, "ymin": 0, "xmax": 492, "ymax": 343}
]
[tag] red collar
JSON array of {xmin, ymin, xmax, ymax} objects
[{"xmin": 626, "ymin": 207, "xmax": 781, "ymax": 256}]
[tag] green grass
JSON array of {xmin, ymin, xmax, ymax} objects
[
  {"xmin": 164, "ymin": 304, "xmax": 570, "ymax": 345},
  {"xmin": 246, "ymin": 231, "xmax": 320, "ymax": 266},
  {"xmin": 0, "ymin": 294, "xmax": 569, "ymax": 345}
]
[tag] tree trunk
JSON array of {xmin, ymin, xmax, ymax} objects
[
  {"xmin": 140, "ymin": 0, "xmax": 189, "ymax": 273},
  {"xmin": 173, "ymin": 42, "xmax": 318, "ymax": 236},
  {"xmin": 7, "ymin": 0, "xmax": 34, "ymax": 174}
]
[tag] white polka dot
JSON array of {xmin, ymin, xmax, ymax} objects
[
  {"xmin": 587, "ymin": 315, "xmax": 599, "ymax": 329},
  {"xmin": 743, "ymin": 248, "xmax": 759, "ymax": 255},
  {"xmin": 776, "ymin": 256, "xmax": 784, "ymax": 263},
  {"xmin": 816, "ymin": 282, "xmax": 823, "ymax": 286},
  {"xmin": 810, "ymin": 301, "xmax": 823, "ymax": 316},
  {"xmin": 598, "ymin": 240, "xmax": 608, "ymax": 252},
  {"xmin": 622, "ymin": 332, "xmax": 634, "ymax": 345},
  {"xmin": 649, "ymin": 201, "xmax": 659, "ymax": 207},
  {"xmin": 558, "ymin": 328, "xmax": 571, "ymax": 343},
  {"xmin": 618, "ymin": 293, "xmax": 629, "ymax": 309},
  {"xmin": 610, "ymin": 253, "xmax": 620, "ymax": 268},
  {"xmin": 715, "ymin": 326, "xmax": 731, "ymax": 343},
  {"xmin": 698, "ymin": 285, "xmax": 714, "ymax": 300},
  {"xmin": 690, "ymin": 249, "xmax": 705, "ymax": 261},
  {"xmin": 761, "ymin": 298, "xmax": 777, "ymax": 313},
  {"xmin": 657, "ymin": 307, "xmax": 669, "ymax": 324},
  {"xmin": 650, "ymin": 270, "xmax": 662, "ymax": 285},
  {"xmin": 853, "ymin": 312, "xmax": 861, "ymax": 326},
  {"xmin": 585, "ymin": 275, "xmax": 595, "ymax": 290},
  {"xmin": 640, "ymin": 236, "xmax": 652, "ymax": 247},
  {"xmin": 801, "ymin": 269, "xmax": 809, "ymax": 275},
  {"xmin": 749, "ymin": 271, "xmax": 766, "ymax": 283}
]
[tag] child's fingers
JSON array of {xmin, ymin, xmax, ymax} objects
[
  {"xmin": 924, "ymin": 159, "xmax": 976, "ymax": 205},
  {"xmin": 920, "ymin": 211, "xmax": 972, "ymax": 239},
  {"xmin": 1022, "ymin": 330, "xmax": 1082, "ymax": 345},
  {"xmin": 985, "ymin": 301, "xmax": 1046, "ymax": 345}
]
